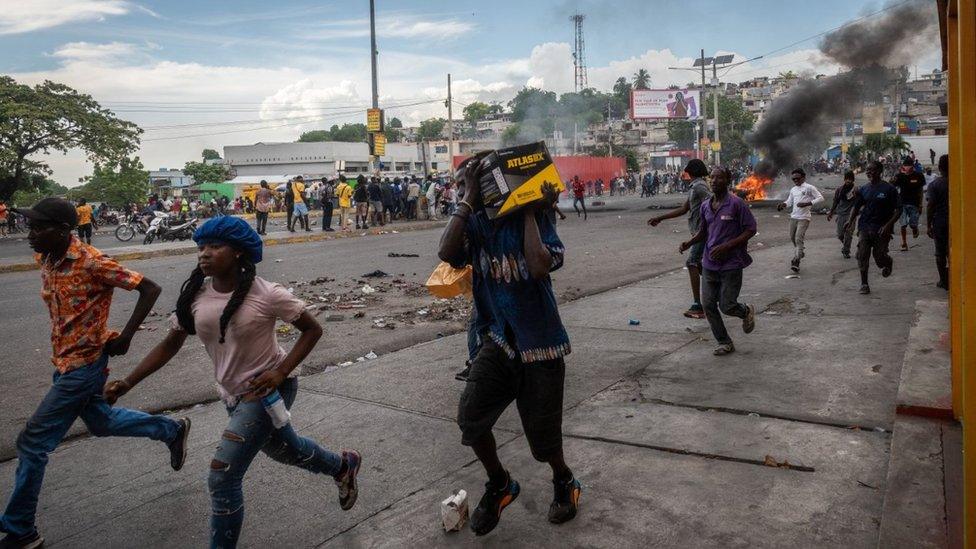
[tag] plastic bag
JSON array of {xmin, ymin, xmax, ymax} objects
[{"xmin": 426, "ymin": 261, "xmax": 473, "ymax": 298}]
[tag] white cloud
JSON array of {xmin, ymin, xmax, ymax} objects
[
  {"xmin": 315, "ymin": 15, "xmax": 475, "ymax": 40},
  {"xmin": 50, "ymin": 41, "xmax": 142, "ymax": 63},
  {"xmin": 0, "ymin": 0, "xmax": 132, "ymax": 35}
]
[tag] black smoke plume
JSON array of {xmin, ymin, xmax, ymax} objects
[{"xmin": 748, "ymin": 0, "xmax": 938, "ymax": 177}]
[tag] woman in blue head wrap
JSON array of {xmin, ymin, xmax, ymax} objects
[{"xmin": 103, "ymin": 216, "xmax": 362, "ymax": 548}]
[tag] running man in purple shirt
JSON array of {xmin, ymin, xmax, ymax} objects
[{"xmin": 680, "ymin": 166, "xmax": 758, "ymax": 356}]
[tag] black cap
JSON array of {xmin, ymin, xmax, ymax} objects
[
  {"xmin": 13, "ymin": 197, "xmax": 78, "ymax": 228},
  {"xmin": 902, "ymin": 156, "xmax": 914, "ymax": 166}
]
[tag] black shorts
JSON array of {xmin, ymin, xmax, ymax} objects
[
  {"xmin": 77, "ymin": 223, "xmax": 92, "ymax": 239},
  {"xmin": 457, "ymin": 339, "xmax": 566, "ymax": 461}
]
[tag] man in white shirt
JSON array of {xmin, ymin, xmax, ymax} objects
[{"xmin": 777, "ymin": 167, "xmax": 824, "ymax": 273}]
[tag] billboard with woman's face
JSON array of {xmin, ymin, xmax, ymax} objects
[{"xmin": 631, "ymin": 89, "xmax": 701, "ymax": 119}]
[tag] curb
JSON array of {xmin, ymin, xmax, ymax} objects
[{"xmin": 0, "ymin": 220, "xmax": 448, "ymax": 274}]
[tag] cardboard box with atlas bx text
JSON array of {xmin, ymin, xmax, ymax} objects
[{"xmin": 477, "ymin": 141, "xmax": 565, "ymax": 218}]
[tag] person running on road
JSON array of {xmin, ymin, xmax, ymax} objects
[
  {"xmin": 892, "ymin": 156, "xmax": 926, "ymax": 251},
  {"xmin": 777, "ymin": 168, "xmax": 824, "ymax": 273},
  {"xmin": 0, "ymin": 198, "xmax": 188, "ymax": 549},
  {"xmin": 439, "ymin": 154, "xmax": 581, "ymax": 537},
  {"xmin": 335, "ymin": 175, "xmax": 354, "ymax": 231},
  {"xmin": 571, "ymin": 176, "xmax": 587, "ymax": 220},
  {"xmin": 75, "ymin": 198, "xmax": 94, "ymax": 245},
  {"xmin": 648, "ymin": 158, "xmax": 711, "ymax": 319},
  {"xmin": 827, "ymin": 171, "xmax": 858, "ymax": 258},
  {"xmin": 104, "ymin": 216, "xmax": 361, "ymax": 549},
  {"xmin": 283, "ymin": 181, "xmax": 295, "ymax": 232},
  {"xmin": 926, "ymin": 154, "xmax": 949, "ymax": 290},
  {"xmin": 680, "ymin": 167, "xmax": 758, "ymax": 356},
  {"xmin": 845, "ymin": 160, "xmax": 902, "ymax": 295}
]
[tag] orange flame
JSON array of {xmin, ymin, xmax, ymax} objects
[{"xmin": 737, "ymin": 174, "xmax": 774, "ymax": 201}]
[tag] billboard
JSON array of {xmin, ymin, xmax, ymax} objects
[
  {"xmin": 631, "ymin": 89, "xmax": 701, "ymax": 119},
  {"xmin": 862, "ymin": 106, "xmax": 885, "ymax": 134}
]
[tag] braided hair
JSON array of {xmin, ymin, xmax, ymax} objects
[{"xmin": 174, "ymin": 257, "xmax": 257, "ymax": 344}]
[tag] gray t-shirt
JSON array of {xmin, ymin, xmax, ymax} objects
[
  {"xmin": 832, "ymin": 184, "xmax": 857, "ymax": 216},
  {"xmin": 687, "ymin": 178, "xmax": 710, "ymax": 234}
]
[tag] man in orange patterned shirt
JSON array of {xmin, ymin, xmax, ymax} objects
[{"xmin": 0, "ymin": 198, "xmax": 191, "ymax": 549}]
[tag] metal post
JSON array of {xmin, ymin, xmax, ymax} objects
[
  {"xmin": 700, "ymin": 49, "xmax": 706, "ymax": 161},
  {"xmin": 447, "ymin": 73, "xmax": 454, "ymax": 176},
  {"xmin": 369, "ymin": 0, "xmax": 379, "ymax": 109},
  {"xmin": 607, "ymin": 98, "xmax": 613, "ymax": 157},
  {"xmin": 712, "ymin": 62, "xmax": 721, "ymax": 165},
  {"xmin": 368, "ymin": 0, "xmax": 379, "ymax": 173}
]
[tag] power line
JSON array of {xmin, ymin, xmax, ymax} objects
[
  {"xmin": 142, "ymin": 99, "xmax": 442, "ymax": 130},
  {"xmin": 141, "ymin": 99, "xmax": 445, "ymax": 141}
]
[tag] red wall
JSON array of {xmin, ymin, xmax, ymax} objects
[{"xmin": 452, "ymin": 155, "xmax": 627, "ymax": 195}]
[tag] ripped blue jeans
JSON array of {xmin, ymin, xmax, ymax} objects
[{"xmin": 209, "ymin": 378, "xmax": 341, "ymax": 549}]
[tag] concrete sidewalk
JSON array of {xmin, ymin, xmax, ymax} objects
[{"xmin": 0, "ymin": 233, "xmax": 947, "ymax": 548}]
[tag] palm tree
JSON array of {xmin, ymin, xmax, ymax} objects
[
  {"xmin": 633, "ymin": 68, "xmax": 651, "ymax": 90},
  {"xmin": 778, "ymin": 70, "xmax": 798, "ymax": 80}
]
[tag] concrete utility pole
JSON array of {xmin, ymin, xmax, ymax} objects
[
  {"xmin": 369, "ymin": 0, "xmax": 379, "ymax": 109},
  {"xmin": 712, "ymin": 62, "xmax": 721, "ymax": 165},
  {"xmin": 607, "ymin": 98, "xmax": 613, "ymax": 157},
  {"xmin": 700, "ymin": 49, "xmax": 707, "ymax": 160},
  {"xmin": 368, "ymin": 0, "xmax": 379, "ymax": 173},
  {"xmin": 447, "ymin": 74, "xmax": 454, "ymax": 176}
]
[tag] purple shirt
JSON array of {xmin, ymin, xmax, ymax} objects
[{"xmin": 699, "ymin": 193, "xmax": 757, "ymax": 271}]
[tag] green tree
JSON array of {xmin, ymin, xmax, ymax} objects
[
  {"xmin": 667, "ymin": 120, "xmax": 697, "ymax": 149},
  {"xmin": 0, "ymin": 76, "xmax": 141, "ymax": 201},
  {"xmin": 508, "ymin": 87, "xmax": 558, "ymax": 123},
  {"xmin": 67, "ymin": 157, "xmax": 149, "ymax": 206},
  {"xmin": 499, "ymin": 123, "xmax": 546, "ymax": 146},
  {"xmin": 610, "ymin": 77, "xmax": 632, "ymax": 118},
  {"xmin": 416, "ymin": 118, "xmax": 447, "ymax": 141},
  {"xmin": 462, "ymin": 101, "xmax": 492, "ymax": 126},
  {"xmin": 388, "ymin": 117, "xmax": 403, "ymax": 128},
  {"xmin": 778, "ymin": 70, "xmax": 799, "ymax": 80},
  {"xmin": 633, "ymin": 68, "xmax": 651, "ymax": 90},
  {"xmin": 297, "ymin": 123, "xmax": 367, "ymax": 143},
  {"xmin": 202, "ymin": 148, "xmax": 221, "ymax": 161},
  {"xmin": 10, "ymin": 174, "xmax": 69, "ymax": 206},
  {"xmin": 182, "ymin": 160, "xmax": 228, "ymax": 185},
  {"xmin": 863, "ymin": 133, "xmax": 910, "ymax": 157}
]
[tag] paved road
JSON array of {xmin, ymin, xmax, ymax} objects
[{"xmin": 0, "ymin": 178, "xmax": 850, "ymax": 460}]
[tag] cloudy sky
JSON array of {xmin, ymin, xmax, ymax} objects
[{"xmin": 2, "ymin": 0, "xmax": 942, "ymax": 185}]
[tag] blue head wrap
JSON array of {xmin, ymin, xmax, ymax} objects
[{"xmin": 193, "ymin": 216, "xmax": 263, "ymax": 264}]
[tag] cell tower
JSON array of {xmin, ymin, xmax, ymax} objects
[{"xmin": 571, "ymin": 13, "xmax": 587, "ymax": 92}]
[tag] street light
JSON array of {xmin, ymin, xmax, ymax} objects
[{"xmin": 669, "ymin": 52, "xmax": 762, "ymax": 164}]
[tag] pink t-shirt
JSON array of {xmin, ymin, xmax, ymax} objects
[{"xmin": 170, "ymin": 276, "xmax": 305, "ymax": 403}]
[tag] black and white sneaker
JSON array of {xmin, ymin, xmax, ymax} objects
[
  {"xmin": 168, "ymin": 417, "xmax": 191, "ymax": 471},
  {"xmin": 335, "ymin": 449, "xmax": 362, "ymax": 511},
  {"xmin": 0, "ymin": 531, "xmax": 44, "ymax": 549}
]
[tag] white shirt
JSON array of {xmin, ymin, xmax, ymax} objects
[{"xmin": 784, "ymin": 182, "xmax": 824, "ymax": 220}]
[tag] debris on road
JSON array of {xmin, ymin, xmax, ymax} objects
[
  {"xmin": 361, "ymin": 284, "xmax": 377, "ymax": 294},
  {"xmin": 388, "ymin": 252, "xmax": 419, "ymax": 258},
  {"xmin": 441, "ymin": 490, "xmax": 469, "ymax": 532},
  {"xmin": 362, "ymin": 270, "xmax": 390, "ymax": 278},
  {"xmin": 365, "ymin": 351, "xmax": 378, "ymax": 360}
]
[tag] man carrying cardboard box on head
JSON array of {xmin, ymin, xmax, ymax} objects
[{"xmin": 438, "ymin": 148, "xmax": 580, "ymax": 538}]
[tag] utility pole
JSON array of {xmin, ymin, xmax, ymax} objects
[
  {"xmin": 712, "ymin": 62, "xmax": 721, "ymax": 165},
  {"xmin": 447, "ymin": 74, "xmax": 454, "ymax": 176},
  {"xmin": 700, "ymin": 49, "xmax": 707, "ymax": 161},
  {"xmin": 607, "ymin": 98, "xmax": 613, "ymax": 157},
  {"xmin": 368, "ymin": 0, "xmax": 379, "ymax": 174}
]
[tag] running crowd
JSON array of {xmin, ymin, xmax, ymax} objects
[{"xmin": 0, "ymin": 149, "xmax": 951, "ymax": 548}]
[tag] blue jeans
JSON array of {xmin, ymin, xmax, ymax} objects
[
  {"xmin": 1, "ymin": 355, "xmax": 179, "ymax": 537},
  {"xmin": 209, "ymin": 378, "xmax": 341, "ymax": 549}
]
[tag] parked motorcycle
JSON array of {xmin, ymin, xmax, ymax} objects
[
  {"xmin": 143, "ymin": 212, "xmax": 197, "ymax": 245},
  {"xmin": 114, "ymin": 213, "xmax": 151, "ymax": 242},
  {"xmin": 98, "ymin": 210, "xmax": 120, "ymax": 226}
]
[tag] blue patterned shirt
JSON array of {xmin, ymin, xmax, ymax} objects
[{"xmin": 457, "ymin": 209, "xmax": 571, "ymax": 363}]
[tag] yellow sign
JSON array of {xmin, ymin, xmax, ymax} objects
[
  {"xmin": 373, "ymin": 132, "xmax": 386, "ymax": 156},
  {"xmin": 841, "ymin": 142, "xmax": 850, "ymax": 153},
  {"xmin": 710, "ymin": 141, "xmax": 722, "ymax": 152},
  {"xmin": 862, "ymin": 106, "xmax": 885, "ymax": 134},
  {"xmin": 366, "ymin": 108, "xmax": 384, "ymax": 132}
]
